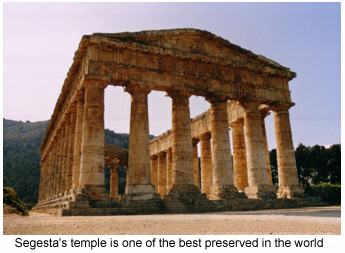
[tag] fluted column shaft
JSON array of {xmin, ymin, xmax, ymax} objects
[
  {"xmin": 110, "ymin": 166, "xmax": 119, "ymax": 198},
  {"xmin": 231, "ymin": 120, "xmax": 248, "ymax": 192},
  {"xmin": 61, "ymin": 117, "xmax": 70, "ymax": 193},
  {"xmin": 168, "ymin": 90, "xmax": 198, "ymax": 193},
  {"xmin": 242, "ymin": 101, "xmax": 276, "ymax": 199},
  {"xmin": 125, "ymin": 85, "xmax": 155, "ymax": 195},
  {"xmin": 57, "ymin": 130, "xmax": 65, "ymax": 196},
  {"xmin": 79, "ymin": 81, "xmax": 107, "ymax": 200},
  {"xmin": 209, "ymin": 98, "xmax": 234, "ymax": 186},
  {"xmin": 158, "ymin": 153, "xmax": 167, "ymax": 197},
  {"xmin": 273, "ymin": 105, "xmax": 303, "ymax": 198},
  {"xmin": 207, "ymin": 97, "xmax": 240, "ymax": 199},
  {"xmin": 200, "ymin": 133, "xmax": 212, "ymax": 194},
  {"xmin": 166, "ymin": 148, "xmax": 173, "ymax": 192},
  {"xmin": 72, "ymin": 92, "xmax": 84, "ymax": 190},
  {"xmin": 150, "ymin": 156, "xmax": 158, "ymax": 192},
  {"xmin": 261, "ymin": 114, "xmax": 273, "ymax": 185},
  {"xmin": 192, "ymin": 139, "xmax": 200, "ymax": 188},
  {"xmin": 66, "ymin": 111, "xmax": 76, "ymax": 192}
]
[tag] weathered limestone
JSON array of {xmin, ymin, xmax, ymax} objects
[
  {"xmin": 200, "ymin": 133, "xmax": 213, "ymax": 195},
  {"xmin": 110, "ymin": 166, "xmax": 119, "ymax": 199},
  {"xmin": 272, "ymin": 104, "xmax": 304, "ymax": 198},
  {"xmin": 157, "ymin": 152, "xmax": 167, "ymax": 197},
  {"xmin": 72, "ymin": 91, "xmax": 84, "ymax": 190},
  {"xmin": 231, "ymin": 120, "xmax": 248, "ymax": 192},
  {"xmin": 261, "ymin": 114, "xmax": 273, "ymax": 185},
  {"xmin": 125, "ymin": 85, "xmax": 156, "ymax": 198},
  {"xmin": 35, "ymin": 29, "xmax": 305, "ymax": 215},
  {"xmin": 166, "ymin": 148, "xmax": 173, "ymax": 192},
  {"xmin": 207, "ymin": 96, "xmax": 239, "ymax": 199},
  {"xmin": 242, "ymin": 101, "xmax": 276, "ymax": 199},
  {"xmin": 192, "ymin": 139, "xmax": 200, "ymax": 188},
  {"xmin": 150, "ymin": 155, "xmax": 158, "ymax": 191},
  {"xmin": 78, "ymin": 80, "xmax": 107, "ymax": 200},
  {"xmin": 167, "ymin": 90, "xmax": 200, "ymax": 194}
]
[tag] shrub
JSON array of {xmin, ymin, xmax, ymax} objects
[
  {"xmin": 304, "ymin": 184, "xmax": 341, "ymax": 205},
  {"xmin": 3, "ymin": 187, "xmax": 29, "ymax": 216}
]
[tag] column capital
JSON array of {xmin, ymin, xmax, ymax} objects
[
  {"xmin": 124, "ymin": 84, "xmax": 151, "ymax": 96},
  {"xmin": 157, "ymin": 151, "xmax": 166, "ymax": 157},
  {"xmin": 151, "ymin": 155, "xmax": 158, "ymax": 160},
  {"xmin": 259, "ymin": 106, "xmax": 271, "ymax": 119},
  {"xmin": 230, "ymin": 119, "xmax": 244, "ymax": 127},
  {"xmin": 205, "ymin": 94, "xmax": 229, "ymax": 104},
  {"xmin": 166, "ymin": 89, "xmax": 191, "ymax": 100},
  {"xmin": 192, "ymin": 138, "xmax": 200, "ymax": 145},
  {"xmin": 239, "ymin": 100, "xmax": 261, "ymax": 110},
  {"xmin": 270, "ymin": 102, "xmax": 295, "ymax": 111},
  {"xmin": 82, "ymin": 75, "xmax": 109, "ymax": 89},
  {"xmin": 199, "ymin": 132, "xmax": 211, "ymax": 140}
]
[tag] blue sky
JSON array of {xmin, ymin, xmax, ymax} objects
[{"xmin": 3, "ymin": 2, "xmax": 341, "ymax": 149}]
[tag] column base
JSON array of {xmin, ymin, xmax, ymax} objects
[
  {"xmin": 208, "ymin": 185, "xmax": 247, "ymax": 200},
  {"xmin": 168, "ymin": 184, "xmax": 204, "ymax": 201},
  {"xmin": 277, "ymin": 185, "xmax": 304, "ymax": 198},
  {"xmin": 77, "ymin": 185, "xmax": 107, "ymax": 201},
  {"xmin": 245, "ymin": 185, "xmax": 277, "ymax": 199},
  {"xmin": 124, "ymin": 184, "xmax": 160, "ymax": 200}
]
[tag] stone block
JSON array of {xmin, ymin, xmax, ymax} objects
[
  {"xmin": 245, "ymin": 185, "xmax": 277, "ymax": 199},
  {"xmin": 277, "ymin": 185, "xmax": 304, "ymax": 198}
]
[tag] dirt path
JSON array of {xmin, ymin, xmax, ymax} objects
[{"xmin": 3, "ymin": 206, "xmax": 340, "ymax": 235}]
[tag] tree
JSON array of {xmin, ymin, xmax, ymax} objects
[{"xmin": 271, "ymin": 143, "xmax": 341, "ymax": 187}]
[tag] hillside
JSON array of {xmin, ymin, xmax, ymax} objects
[{"xmin": 3, "ymin": 118, "xmax": 131, "ymax": 206}]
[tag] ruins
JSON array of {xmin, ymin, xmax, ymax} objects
[{"xmin": 33, "ymin": 29, "xmax": 325, "ymax": 216}]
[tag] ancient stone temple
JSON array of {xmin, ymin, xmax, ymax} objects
[{"xmin": 33, "ymin": 29, "xmax": 325, "ymax": 216}]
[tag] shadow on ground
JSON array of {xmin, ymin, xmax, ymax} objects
[{"xmin": 202, "ymin": 207, "xmax": 341, "ymax": 218}]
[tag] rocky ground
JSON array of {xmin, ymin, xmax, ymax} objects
[{"xmin": 3, "ymin": 206, "xmax": 340, "ymax": 235}]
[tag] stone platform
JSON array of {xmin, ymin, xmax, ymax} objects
[{"xmin": 32, "ymin": 193, "xmax": 329, "ymax": 216}]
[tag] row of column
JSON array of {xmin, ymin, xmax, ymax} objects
[
  {"xmin": 39, "ymin": 80, "xmax": 302, "ymax": 203},
  {"xmin": 149, "ymin": 100, "xmax": 303, "ymax": 199},
  {"xmin": 39, "ymin": 80, "xmax": 107, "ymax": 202}
]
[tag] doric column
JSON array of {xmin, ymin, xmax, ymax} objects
[
  {"xmin": 242, "ymin": 101, "xmax": 276, "ymax": 199},
  {"xmin": 57, "ymin": 129, "xmax": 65, "ymax": 196},
  {"xmin": 48, "ymin": 142, "xmax": 55, "ymax": 199},
  {"xmin": 61, "ymin": 115, "xmax": 70, "ymax": 194},
  {"xmin": 192, "ymin": 138, "xmax": 200, "ymax": 188},
  {"xmin": 72, "ymin": 91, "xmax": 84, "ymax": 190},
  {"xmin": 167, "ymin": 90, "xmax": 199, "ymax": 194},
  {"xmin": 272, "ymin": 104, "xmax": 303, "ymax": 198},
  {"xmin": 79, "ymin": 80, "xmax": 107, "ymax": 200},
  {"xmin": 66, "ymin": 110, "xmax": 76, "ymax": 193},
  {"xmin": 125, "ymin": 84, "xmax": 156, "ymax": 197},
  {"xmin": 110, "ymin": 166, "xmax": 119, "ymax": 199},
  {"xmin": 166, "ymin": 148, "xmax": 173, "ymax": 192},
  {"xmin": 200, "ymin": 133, "xmax": 212, "ymax": 195},
  {"xmin": 207, "ymin": 96, "xmax": 239, "ymax": 199},
  {"xmin": 38, "ymin": 158, "xmax": 46, "ymax": 202},
  {"xmin": 157, "ymin": 152, "xmax": 167, "ymax": 197},
  {"xmin": 231, "ymin": 120, "xmax": 248, "ymax": 192},
  {"xmin": 261, "ymin": 110, "xmax": 273, "ymax": 185},
  {"xmin": 150, "ymin": 155, "xmax": 158, "ymax": 192}
]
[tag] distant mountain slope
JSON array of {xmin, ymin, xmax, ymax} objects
[
  {"xmin": 3, "ymin": 119, "xmax": 49, "ymax": 205},
  {"xmin": 3, "ymin": 118, "xmax": 130, "ymax": 206}
]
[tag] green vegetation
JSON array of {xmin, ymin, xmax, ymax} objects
[
  {"xmin": 270, "ymin": 143, "xmax": 341, "ymax": 186},
  {"xmin": 3, "ymin": 119, "xmax": 49, "ymax": 205},
  {"xmin": 3, "ymin": 118, "xmax": 130, "ymax": 207},
  {"xmin": 304, "ymin": 184, "xmax": 341, "ymax": 205},
  {"xmin": 270, "ymin": 143, "xmax": 341, "ymax": 205},
  {"xmin": 3, "ymin": 187, "xmax": 29, "ymax": 216}
]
